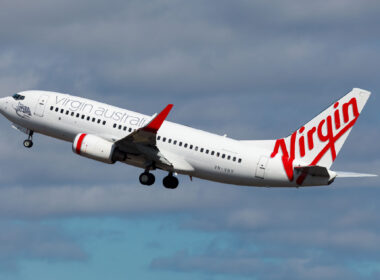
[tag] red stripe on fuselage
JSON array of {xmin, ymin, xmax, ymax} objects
[{"xmin": 76, "ymin": 133, "xmax": 87, "ymax": 154}]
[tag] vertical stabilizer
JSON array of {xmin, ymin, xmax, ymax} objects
[{"xmin": 270, "ymin": 88, "xmax": 371, "ymax": 181}]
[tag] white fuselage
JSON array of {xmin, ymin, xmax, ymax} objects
[{"xmin": 0, "ymin": 90, "xmax": 335, "ymax": 187}]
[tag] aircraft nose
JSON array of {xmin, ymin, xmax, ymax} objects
[{"xmin": 0, "ymin": 97, "xmax": 8, "ymax": 114}]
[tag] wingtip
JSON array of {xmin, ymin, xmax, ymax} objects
[
  {"xmin": 335, "ymin": 171, "xmax": 378, "ymax": 178},
  {"xmin": 143, "ymin": 104, "xmax": 174, "ymax": 133},
  {"xmin": 352, "ymin": 88, "xmax": 371, "ymax": 96}
]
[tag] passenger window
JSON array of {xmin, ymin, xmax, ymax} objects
[
  {"xmin": 190, "ymin": 145, "xmax": 193, "ymax": 149},
  {"xmin": 81, "ymin": 115, "xmax": 85, "ymax": 119},
  {"xmin": 238, "ymin": 158, "xmax": 242, "ymax": 163},
  {"xmin": 103, "ymin": 121, "xmax": 106, "ymax": 125},
  {"xmin": 87, "ymin": 116, "xmax": 90, "ymax": 121},
  {"xmin": 66, "ymin": 111, "xmax": 69, "ymax": 115},
  {"xmin": 184, "ymin": 143, "xmax": 188, "ymax": 148},
  {"xmin": 168, "ymin": 139, "xmax": 172, "ymax": 144},
  {"xmin": 50, "ymin": 106, "xmax": 54, "ymax": 111},
  {"xmin": 163, "ymin": 137, "xmax": 166, "ymax": 142},
  {"xmin": 71, "ymin": 112, "xmax": 75, "ymax": 116},
  {"xmin": 157, "ymin": 136, "xmax": 161, "ymax": 140},
  {"xmin": 60, "ymin": 109, "xmax": 64, "ymax": 113},
  {"xmin": 222, "ymin": 154, "xmax": 225, "ymax": 159},
  {"xmin": 216, "ymin": 152, "xmax": 220, "ymax": 157},
  {"xmin": 113, "ymin": 123, "xmax": 117, "ymax": 128},
  {"xmin": 227, "ymin": 155, "xmax": 231, "ymax": 160},
  {"xmin": 173, "ymin": 140, "xmax": 177, "ymax": 145},
  {"xmin": 97, "ymin": 119, "xmax": 101, "ymax": 123},
  {"xmin": 128, "ymin": 128, "xmax": 132, "ymax": 132},
  {"xmin": 123, "ymin": 126, "xmax": 127, "ymax": 131},
  {"xmin": 92, "ymin": 118, "xmax": 96, "ymax": 122},
  {"xmin": 195, "ymin": 146, "xmax": 198, "ymax": 151},
  {"xmin": 200, "ymin": 148, "xmax": 204, "ymax": 153},
  {"xmin": 211, "ymin": 151, "xmax": 215, "ymax": 155},
  {"xmin": 55, "ymin": 108, "xmax": 59, "ymax": 112},
  {"xmin": 206, "ymin": 149, "xmax": 209, "ymax": 154},
  {"xmin": 118, "ymin": 125, "xmax": 122, "ymax": 130},
  {"xmin": 233, "ymin": 157, "xmax": 236, "ymax": 162},
  {"xmin": 76, "ymin": 113, "xmax": 80, "ymax": 118}
]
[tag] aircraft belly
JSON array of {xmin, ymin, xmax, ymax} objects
[{"xmin": 186, "ymin": 157, "xmax": 254, "ymax": 186}]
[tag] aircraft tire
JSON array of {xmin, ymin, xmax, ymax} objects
[
  {"xmin": 163, "ymin": 175, "xmax": 179, "ymax": 189},
  {"xmin": 139, "ymin": 172, "xmax": 155, "ymax": 185},
  {"xmin": 23, "ymin": 139, "xmax": 33, "ymax": 148}
]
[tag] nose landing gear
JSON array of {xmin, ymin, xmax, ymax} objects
[{"xmin": 23, "ymin": 131, "xmax": 34, "ymax": 148}]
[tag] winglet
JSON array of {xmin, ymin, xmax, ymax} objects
[{"xmin": 143, "ymin": 104, "xmax": 173, "ymax": 133}]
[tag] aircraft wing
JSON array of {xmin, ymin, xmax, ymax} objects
[{"xmin": 114, "ymin": 104, "xmax": 175, "ymax": 169}]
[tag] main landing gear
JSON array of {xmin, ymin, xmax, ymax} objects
[
  {"xmin": 163, "ymin": 173, "xmax": 179, "ymax": 189},
  {"xmin": 138, "ymin": 171, "xmax": 179, "ymax": 189},
  {"xmin": 139, "ymin": 172, "xmax": 155, "ymax": 186},
  {"xmin": 23, "ymin": 131, "xmax": 34, "ymax": 148}
]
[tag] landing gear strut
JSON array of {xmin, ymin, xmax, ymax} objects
[
  {"xmin": 163, "ymin": 173, "xmax": 179, "ymax": 189},
  {"xmin": 23, "ymin": 130, "xmax": 34, "ymax": 148},
  {"xmin": 139, "ymin": 172, "xmax": 155, "ymax": 186}
]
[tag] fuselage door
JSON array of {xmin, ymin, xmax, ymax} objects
[
  {"xmin": 34, "ymin": 95, "xmax": 49, "ymax": 117},
  {"xmin": 255, "ymin": 156, "xmax": 268, "ymax": 179}
]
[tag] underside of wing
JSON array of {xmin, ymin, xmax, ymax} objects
[{"xmin": 115, "ymin": 104, "xmax": 175, "ymax": 170}]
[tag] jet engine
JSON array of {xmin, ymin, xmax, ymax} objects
[{"xmin": 72, "ymin": 133, "xmax": 126, "ymax": 164}]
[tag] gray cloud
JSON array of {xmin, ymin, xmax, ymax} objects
[
  {"xmin": 151, "ymin": 249, "xmax": 365, "ymax": 280},
  {"xmin": 0, "ymin": 222, "xmax": 86, "ymax": 271},
  {"xmin": 1, "ymin": 0, "xmax": 380, "ymax": 98}
]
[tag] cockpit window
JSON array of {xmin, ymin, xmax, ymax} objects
[{"xmin": 12, "ymin": 94, "xmax": 25, "ymax": 100}]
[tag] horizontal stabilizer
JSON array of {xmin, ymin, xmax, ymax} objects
[
  {"xmin": 294, "ymin": 165, "xmax": 330, "ymax": 177},
  {"xmin": 336, "ymin": 171, "xmax": 377, "ymax": 178}
]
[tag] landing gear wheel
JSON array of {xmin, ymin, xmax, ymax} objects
[
  {"xmin": 23, "ymin": 139, "xmax": 33, "ymax": 148},
  {"xmin": 163, "ymin": 174, "xmax": 179, "ymax": 189},
  {"xmin": 139, "ymin": 172, "xmax": 155, "ymax": 186}
]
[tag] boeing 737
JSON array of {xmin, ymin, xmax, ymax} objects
[{"xmin": 0, "ymin": 88, "xmax": 376, "ymax": 189}]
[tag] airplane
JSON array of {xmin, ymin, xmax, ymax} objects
[{"xmin": 0, "ymin": 88, "xmax": 376, "ymax": 189}]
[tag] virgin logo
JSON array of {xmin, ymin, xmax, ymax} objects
[{"xmin": 270, "ymin": 97, "xmax": 360, "ymax": 184}]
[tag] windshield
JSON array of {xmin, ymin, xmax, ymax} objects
[{"xmin": 12, "ymin": 93, "xmax": 25, "ymax": 100}]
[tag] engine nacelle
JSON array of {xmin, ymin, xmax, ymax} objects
[{"xmin": 72, "ymin": 133, "xmax": 126, "ymax": 164}]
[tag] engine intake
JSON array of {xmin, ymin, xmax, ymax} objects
[{"xmin": 72, "ymin": 133, "xmax": 126, "ymax": 164}]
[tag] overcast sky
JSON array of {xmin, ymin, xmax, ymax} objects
[{"xmin": 0, "ymin": 1, "xmax": 379, "ymax": 279}]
